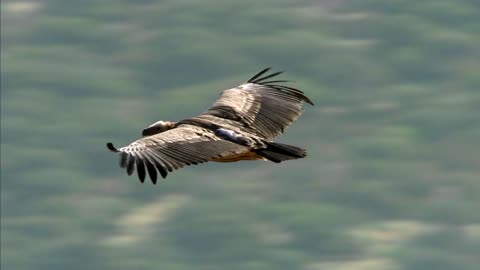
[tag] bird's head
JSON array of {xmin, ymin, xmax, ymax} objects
[{"xmin": 142, "ymin": 120, "xmax": 176, "ymax": 137}]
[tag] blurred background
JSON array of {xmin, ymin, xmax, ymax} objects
[{"xmin": 1, "ymin": 0, "xmax": 480, "ymax": 269}]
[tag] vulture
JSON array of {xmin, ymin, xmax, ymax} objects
[{"xmin": 107, "ymin": 68, "xmax": 314, "ymax": 183}]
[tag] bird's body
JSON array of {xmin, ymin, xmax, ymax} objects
[{"xmin": 107, "ymin": 68, "xmax": 314, "ymax": 183}]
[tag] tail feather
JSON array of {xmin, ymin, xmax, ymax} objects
[{"xmin": 255, "ymin": 142, "xmax": 306, "ymax": 163}]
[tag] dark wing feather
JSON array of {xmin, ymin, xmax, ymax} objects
[
  {"xmin": 126, "ymin": 157, "xmax": 135, "ymax": 176},
  {"xmin": 202, "ymin": 69, "xmax": 313, "ymax": 139},
  {"xmin": 107, "ymin": 125, "xmax": 249, "ymax": 183},
  {"xmin": 136, "ymin": 158, "xmax": 146, "ymax": 183},
  {"xmin": 145, "ymin": 159, "xmax": 157, "ymax": 184},
  {"xmin": 247, "ymin": 67, "xmax": 272, "ymax": 83}
]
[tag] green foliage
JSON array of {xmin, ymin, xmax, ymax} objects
[{"xmin": 2, "ymin": 0, "xmax": 480, "ymax": 269}]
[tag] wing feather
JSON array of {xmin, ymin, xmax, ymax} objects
[
  {"xmin": 249, "ymin": 71, "xmax": 283, "ymax": 83},
  {"xmin": 247, "ymin": 67, "xmax": 272, "ymax": 83},
  {"xmin": 126, "ymin": 156, "xmax": 135, "ymax": 176},
  {"xmin": 149, "ymin": 151, "xmax": 176, "ymax": 172},
  {"xmin": 135, "ymin": 157, "xmax": 146, "ymax": 183},
  {"xmin": 119, "ymin": 152, "xmax": 129, "ymax": 168},
  {"xmin": 145, "ymin": 160, "xmax": 157, "ymax": 184},
  {"xmin": 108, "ymin": 125, "xmax": 249, "ymax": 183},
  {"xmin": 202, "ymin": 69, "xmax": 313, "ymax": 139},
  {"xmin": 151, "ymin": 157, "xmax": 168, "ymax": 178}
]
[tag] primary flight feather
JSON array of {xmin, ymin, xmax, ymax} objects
[{"xmin": 107, "ymin": 68, "xmax": 314, "ymax": 183}]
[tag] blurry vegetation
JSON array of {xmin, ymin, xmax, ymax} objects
[{"xmin": 1, "ymin": 0, "xmax": 480, "ymax": 269}]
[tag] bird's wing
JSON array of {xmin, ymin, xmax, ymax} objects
[
  {"xmin": 107, "ymin": 125, "xmax": 249, "ymax": 183},
  {"xmin": 201, "ymin": 68, "xmax": 314, "ymax": 139}
]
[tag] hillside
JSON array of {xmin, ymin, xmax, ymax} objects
[{"xmin": 2, "ymin": 0, "xmax": 480, "ymax": 269}]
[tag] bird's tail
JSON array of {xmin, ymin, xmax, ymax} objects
[{"xmin": 255, "ymin": 142, "xmax": 306, "ymax": 163}]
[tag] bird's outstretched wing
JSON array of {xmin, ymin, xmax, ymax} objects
[
  {"xmin": 107, "ymin": 125, "xmax": 249, "ymax": 183},
  {"xmin": 201, "ymin": 68, "xmax": 314, "ymax": 139}
]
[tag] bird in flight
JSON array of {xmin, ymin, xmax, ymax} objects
[{"xmin": 107, "ymin": 68, "xmax": 314, "ymax": 183}]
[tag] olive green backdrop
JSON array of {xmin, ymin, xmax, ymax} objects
[{"xmin": 2, "ymin": 0, "xmax": 479, "ymax": 269}]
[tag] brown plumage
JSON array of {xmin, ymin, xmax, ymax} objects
[{"xmin": 107, "ymin": 68, "xmax": 314, "ymax": 183}]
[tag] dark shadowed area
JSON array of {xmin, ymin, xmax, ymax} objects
[{"xmin": 1, "ymin": 1, "xmax": 480, "ymax": 269}]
